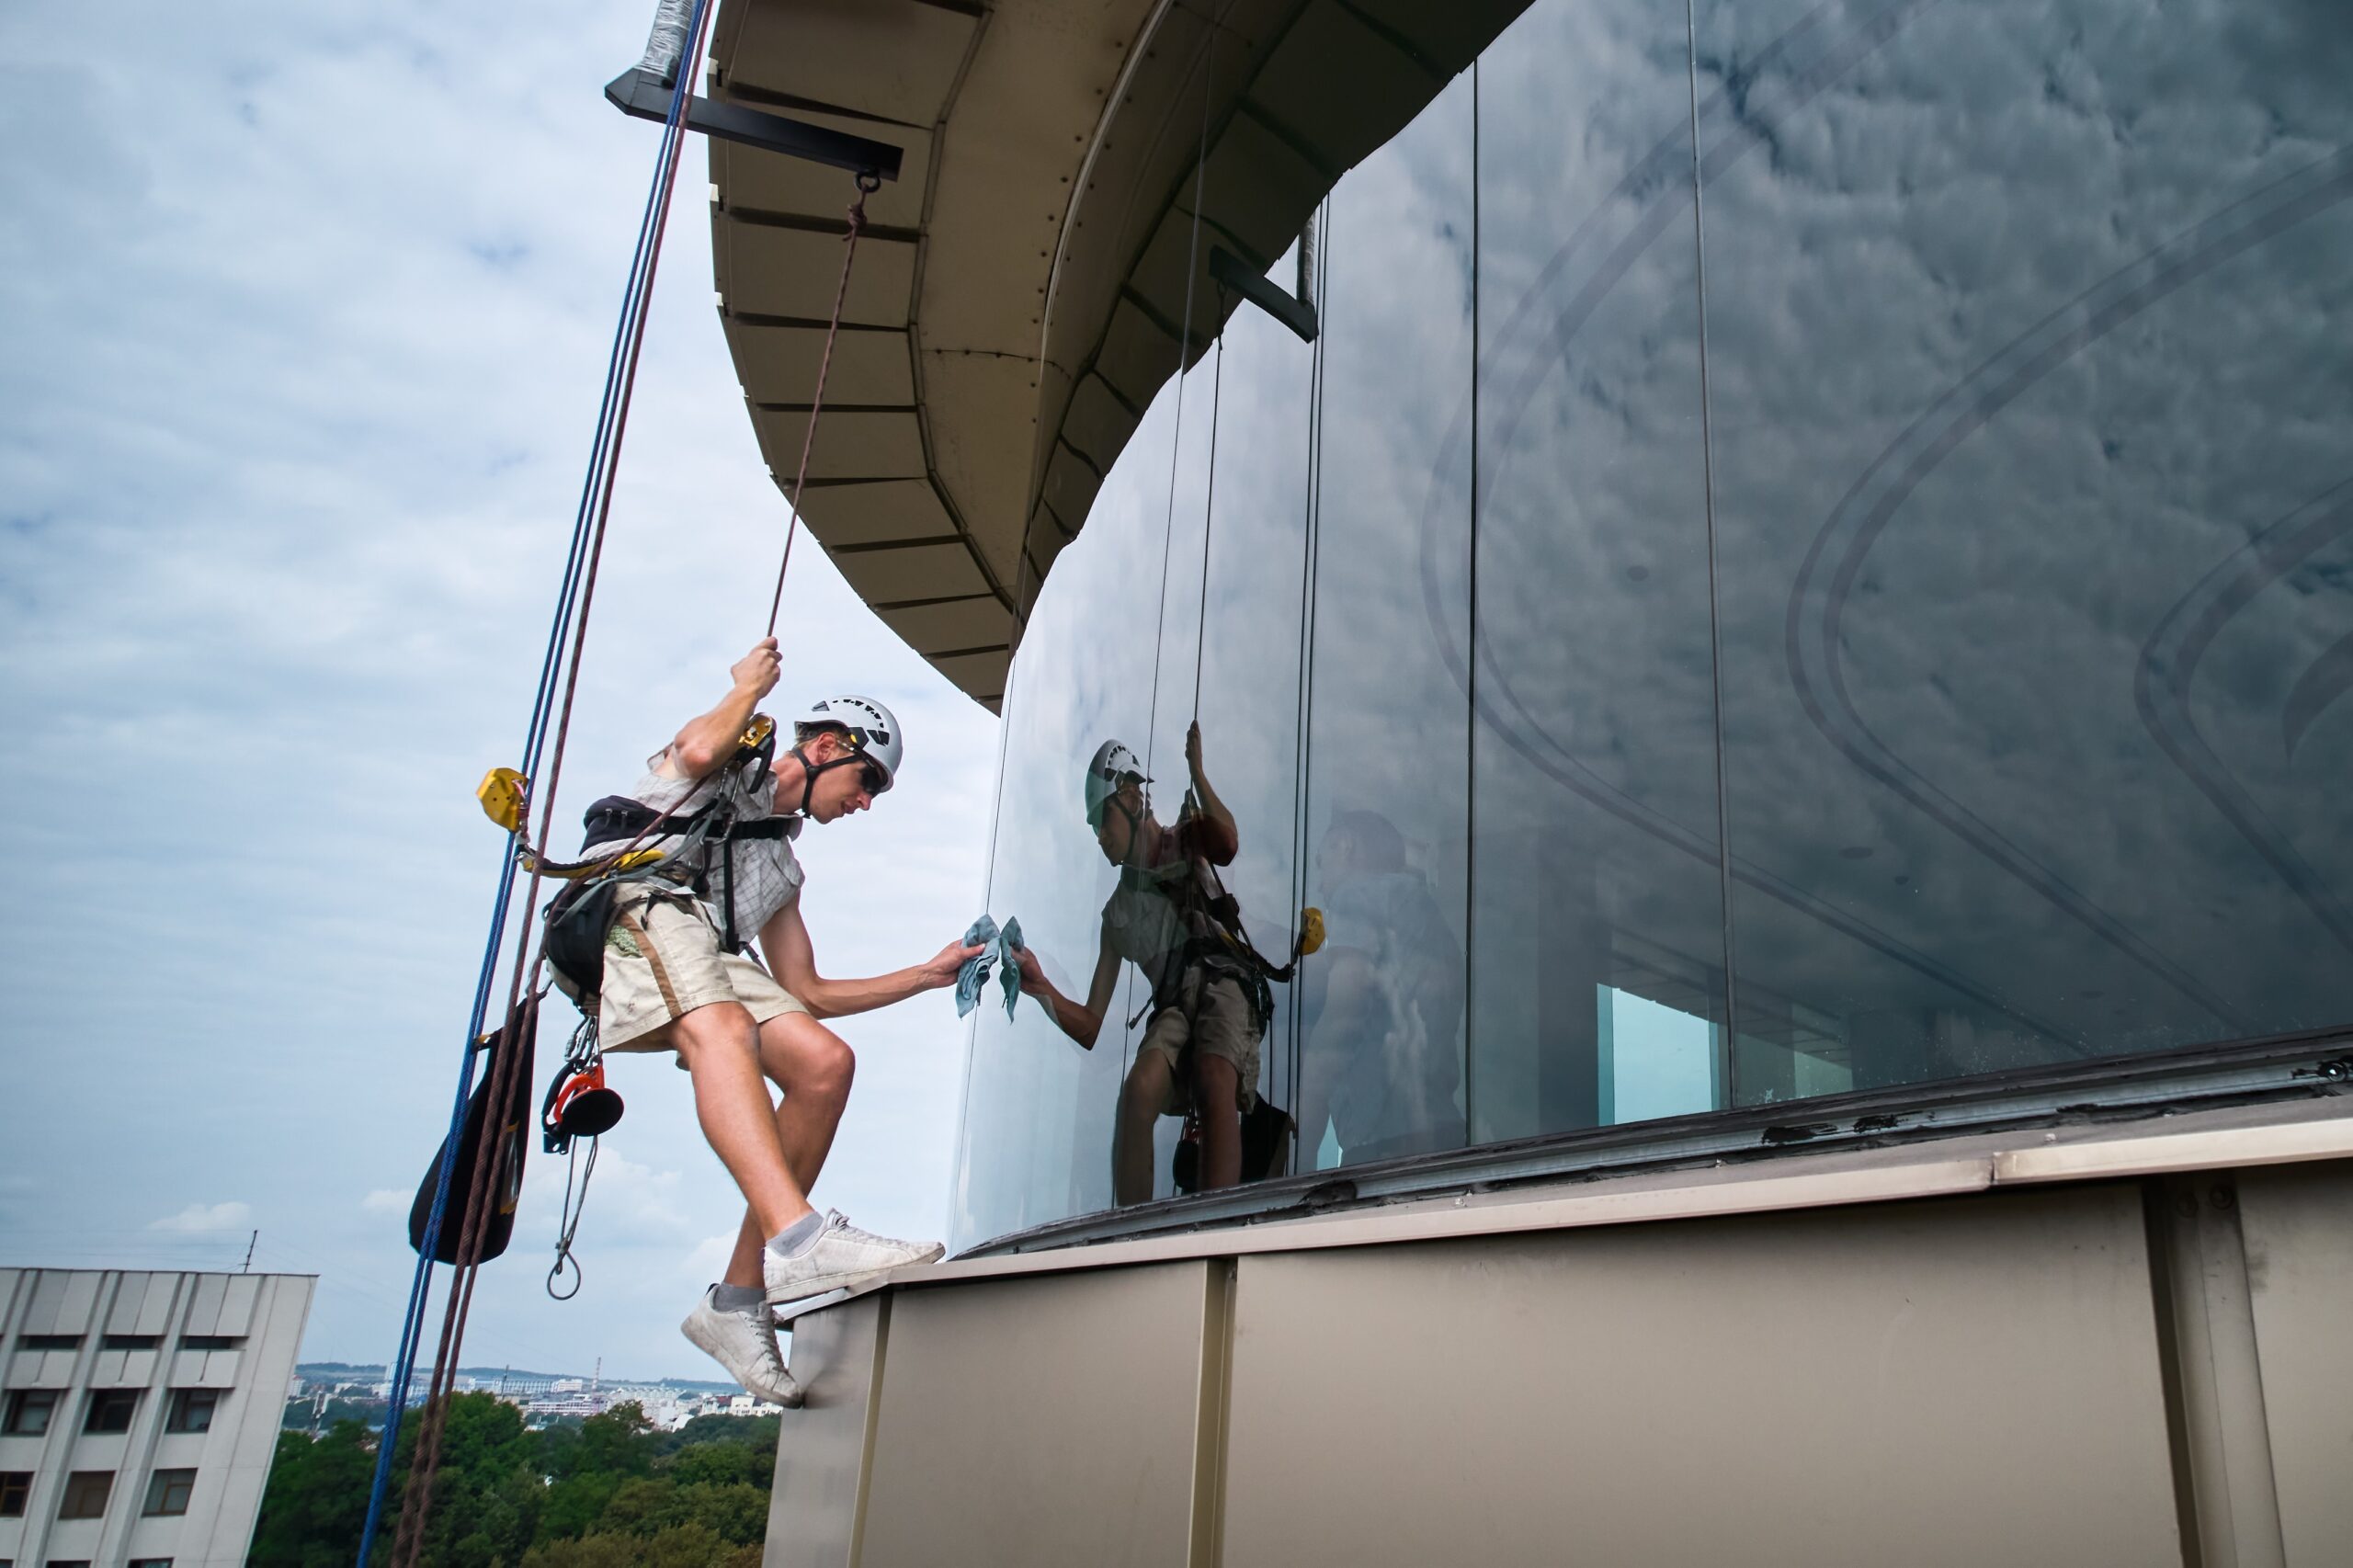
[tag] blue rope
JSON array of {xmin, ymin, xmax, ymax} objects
[{"xmin": 355, "ymin": 7, "xmax": 712, "ymax": 1558}]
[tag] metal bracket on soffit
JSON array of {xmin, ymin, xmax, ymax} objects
[
  {"xmin": 604, "ymin": 67, "xmax": 905, "ymax": 182},
  {"xmin": 1211, "ymin": 244, "xmax": 1318, "ymax": 344}
]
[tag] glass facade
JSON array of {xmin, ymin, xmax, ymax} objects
[{"xmin": 952, "ymin": 0, "xmax": 2353, "ymax": 1250}]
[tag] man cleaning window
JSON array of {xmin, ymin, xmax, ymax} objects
[{"xmin": 553, "ymin": 637, "xmax": 983, "ymax": 1406}]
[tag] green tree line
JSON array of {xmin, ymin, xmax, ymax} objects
[{"xmin": 250, "ymin": 1395, "xmax": 777, "ymax": 1568}]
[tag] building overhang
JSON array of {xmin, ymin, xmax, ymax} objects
[{"xmin": 707, "ymin": 0, "xmax": 1529, "ymax": 710}]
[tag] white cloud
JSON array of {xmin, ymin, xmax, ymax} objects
[
  {"xmin": 150, "ymin": 1201, "xmax": 254, "ymax": 1234},
  {"xmin": 360, "ymin": 1189, "xmax": 410, "ymax": 1216}
]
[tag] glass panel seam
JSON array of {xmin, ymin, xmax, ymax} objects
[
  {"xmin": 1683, "ymin": 0, "xmax": 1741, "ymax": 1105},
  {"xmin": 1464, "ymin": 56, "xmax": 1481, "ymax": 1145}
]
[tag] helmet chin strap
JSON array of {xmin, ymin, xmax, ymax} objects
[{"xmin": 787, "ymin": 743, "xmax": 866, "ymax": 819}]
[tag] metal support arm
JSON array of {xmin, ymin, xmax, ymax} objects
[
  {"xmin": 1210, "ymin": 244, "xmax": 1318, "ymax": 344},
  {"xmin": 604, "ymin": 67, "xmax": 904, "ymax": 183}
]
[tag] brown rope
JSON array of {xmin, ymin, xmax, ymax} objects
[{"xmin": 765, "ymin": 173, "xmax": 879, "ymax": 636}]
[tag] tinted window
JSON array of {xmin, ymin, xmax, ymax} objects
[
  {"xmin": 1297, "ymin": 73, "xmax": 1477, "ymax": 1174},
  {"xmin": 1470, "ymin": 0, "xmax": 1730, "ymax": 1141},
  {"xmin": 84, "ymin": 1389, "xmax": 139, "ymax": 1434},
  {"xmin": 2, "ymin": 1391, "xmax": 56, "ymax": 1437},
  {"xmin": 1695, "ymin": 0, "xmax": 2353, "ymax": 1096},
  {"xmin": 58, "ymin": 1471, "xmax": 112, "ymax": 1518},
  {"xmin": 165, "ymin": 1388, "xmax": 220, "ymax": 1435},
  {"xmin": 142, "ymin": 1468, "xmax": 195, "ymax": 1517}
]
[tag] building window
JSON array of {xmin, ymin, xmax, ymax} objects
[
  {"xmin": 1, "ymin": 1390, "xmax": 58, "ymax": 1437},
  {"xmin": 83, "ymin": 1389, "xmax": 141, "ymax": 1434},
  {"xmin": 16, "ymin": 1335, "xmax": 79, "ymax": 1353},
  {"xmin": 57, "ymin": 1471, "xmax": 112, "ymax": 1518},
  {"xmin": 100, "ymin": 1334, "xmax": 162, "ymax": 1351},
  {"xmin": 0, "ymin": 1471, "xmax": 28, "ymax": 1516},
  {"xmin": 47, "ymin": 1562, "xmax": 92, "ymax": 1568},
  {"xmin": 165, "ymin": 1388, "xmax": 221, "ymax": 1434},
  {"xmin": 141, "ymin": 1469, "xmax": 195, "ymax": 1517},
  {"xmin": 129, "ymin": 1561, "xmax": 175, "ymax": 1568},
  {"xmin": 176, "ymin": 1335, "xmax": 242, "ymax": 1352}
]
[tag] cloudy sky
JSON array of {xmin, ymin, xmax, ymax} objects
[{"xmin": 0, "ymin": 0, "xmax": 997, "ymax": 1379}]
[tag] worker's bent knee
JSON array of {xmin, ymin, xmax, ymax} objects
[
  {"xmin": 669, "ymin": 1001, "xmax": 759, "ymax": 1067},
  {"xmin": 759, "ymin": 1013, "xmax": 856, "ymax": 1098}
]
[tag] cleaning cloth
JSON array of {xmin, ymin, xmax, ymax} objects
[
  {"xmin": 997, "ymin": 916, "xmax": 1025, "ymax": 1019},
  {"xmin": 953, "ymin": 914, "xmax": 999, "ymax": 1018}
]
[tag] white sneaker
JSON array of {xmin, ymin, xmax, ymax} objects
[
  {"xmin": 762, "ymin": 1210, "xmax": 945, "ymax": 1304},
  {"xmin": 681, "ymin": 1287, "xmax": 804, "ymax": 1409}
]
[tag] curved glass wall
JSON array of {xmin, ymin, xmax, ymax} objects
[{"xmin": 952, "ymin": 0, "xmax": 2353, "ymax": 1251}]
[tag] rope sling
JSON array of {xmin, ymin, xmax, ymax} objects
[{"xmin": 360, "ymin": 0, "xmax": 879, "ymax": 1555}]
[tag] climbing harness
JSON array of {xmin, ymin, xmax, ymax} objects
[{"xmin": 362, "ymin": 0, "xmax": 892, "ymax": 1558}]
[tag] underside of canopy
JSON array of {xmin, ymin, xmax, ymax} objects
[{"xmin": 708, "ymin": 0, "xmax": 1529, "ymax": 710}]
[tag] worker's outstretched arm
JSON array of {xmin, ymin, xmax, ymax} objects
[
  {"xmin": 659, "ymin": 639, "xmax": 780, "ymax": 781},
  {"xmin": 1015, "ymin": 927, "xmax": 1125, "ymax": 1049},
  {"xmin": 760, "ymin": 899, "xmax": 982, "ymax": 1019},
  {"xmin": 1183, "ymin": 720, "xmax": 1239, "ymax": 863}
]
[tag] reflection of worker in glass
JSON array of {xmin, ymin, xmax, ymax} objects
[
  {"xmin": 1015, "ymin": 723, "xmax": 1265, "ymax": 1204},
  {"xmin": 1298, "ymin": 810, "xmax": 1465, "ymax": 1165}
]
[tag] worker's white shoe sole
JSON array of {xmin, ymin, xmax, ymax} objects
[{"xmin": 763, "ymin": 1210, "xmax": 946, "ymax": 1305}]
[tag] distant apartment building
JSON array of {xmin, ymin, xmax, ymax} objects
[{"xmin": 0, "ymin": 1269, "xmax": 313, "ymax": 1568}]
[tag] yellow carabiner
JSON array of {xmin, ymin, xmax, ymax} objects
[
  {"xmin": 740, "ymin": 713, "xmax": 776, "ymax": 752},
  {"xmin": 477, "ymin": 767, "xmax": 528, "ymax": 834},
  {"xmin": 1297, "ymin": 906, "xmax": 1325, "ymax": 957}
]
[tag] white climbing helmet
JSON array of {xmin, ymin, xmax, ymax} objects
[
  {"xmin": 794, "ymin": 695, "xmax": 903, "ymax": 793},
  {"xmin": 1084, "ymin": 739, "xmax": 1149, "ymax": 829}
]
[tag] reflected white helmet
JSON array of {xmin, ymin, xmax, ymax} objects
[
  {"xmin": 1084, "ymin": 739, "xmax": 1149, "ymax": 829},
  {"xmin": 794, "ymin": 695, "xmax": 903, "ymax": 793}
]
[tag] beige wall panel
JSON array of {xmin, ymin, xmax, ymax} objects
[
  {"xmin": 1350, "ymin": 0, "xmax": 1540, "ymax": 75},
  {"xmin": 135, "ymin": 1274, "xmax": 177, "ymax": 1334},
  {"xmin": 220, "ymin": 1273, "xmax": 259, "ymax": 1334},
  {"xmin": 919, "ymin": 5, "xmax": 1131, "ymax": 358},
  {"xmin": 1040, "ymin": 3, "xmax": 1220, "ymax": 386},
  {"xmin": 2237, "ymin": 1160, "xmax": 2353, "ymax": 1567},
  {"xmin": 186, "ymin": 1274, "xmax": 225, "ymax": 1335},
  {"xmin": 725, "ymin": 0, "xmax": 974, "ymax": 125},
  {"xmin": 1199, "ymin": 110, "xmax": 1326, "ymax": 266},
  {"xmin": 876, "ymin": 596, "xmax": 1012, "ymax": 654},
  {"xmin": 722, "ymin": 226, "xmax": 917, "ymax": 327},
  {"xmin": 1040, "ymin": 441, "xmax": 1103, "ymax": 528},
  {"xmin": 919, "ymin": 352, "xmax": 1039, "ymax": 565},
  {"xmin": 106, "ymin": 1274, "xmax": 151, "ymax": 1333},
  {"xmin": 1061, "ymin": 371, "xmax": 1140, "ymax": 472},
  {"xmin": 1222, "ymin": 1187, "xmax": 2180, "ymax": 1568},
  {"xmin": 766, "ymin": 1293, "xmax": 886, "ymax": 1568},
  {"xmin": 712, "ymin": 125, "xmax": 932, "ymax": 232},
  {"xmin": 732, "ymin": 323, "xmax": 915, "ymax": 408},
  {"xmin": 828, "ymin": 541, "xmax": 990, "ymax": 605},
  {"xmin": 1095, "ymin": 296, "xmax": 1184, "ymax": 410},
  {"xmin": 931, "ymin": 648, "xmax": 1012, "ymax": 700},
  {"xmin": 858, "ymin": 1263, "xmax": 1214, "ymax": 1568},
  {"xmin": 751, "ymin": 408, "xmax": 927, "ymax": 483},
  {"xmin": 1249, "ymin": 4, "xmax": 1448, "ymax": 171},
  {"xmin": 802, "ymin": 480, "xmax": 958, "ymax": 548}
]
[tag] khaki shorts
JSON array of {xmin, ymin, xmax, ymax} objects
[
  {"xmin": 1136, "ymin": 970, "xmax": 1260, "ymax": 1116},
  {"xmin": 594, "ymin": 886, "xmax": 808, "ymax": 1054}
]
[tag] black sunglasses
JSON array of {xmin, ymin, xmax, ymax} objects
[{"xmin": 858, "ymin": 759, "xmax": 890, "ymax": 796}]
